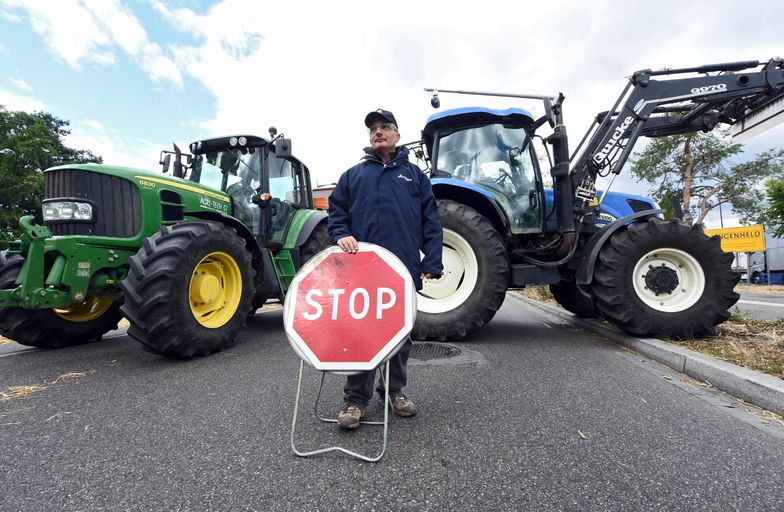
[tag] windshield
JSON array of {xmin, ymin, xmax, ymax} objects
[
  {"xmin": 190, "ymin": 148, "xmax": 263, "ymax": 236},
  {"xmin": 197, "ymin": 148, "xmax": 261, "ymax": 191},
  {"xmin": 437, "ymin": 123, "xmax": 542, "ymax": 233}
]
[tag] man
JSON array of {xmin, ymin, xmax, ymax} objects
[{"xmin": 328, "ymin": 108, "xmax": 443, "ymax": 429}]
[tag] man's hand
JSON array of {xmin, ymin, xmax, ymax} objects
[
  {"xmin": 337, "ymin": 236, "xmax": 359, "ymax": 253},
  {"xmin": 420, "ymin": 272, "xmax": 439, "ymax": 281}
]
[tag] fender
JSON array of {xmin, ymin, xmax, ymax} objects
[
  {"xmin": 575, "ymin": 209, "xmax": 666, "ymax": 285},
  {"xmin": 294, "ymin": 210, "xmax": 328, "ymax": 247},
  {"xmin": 431, "ymin": 179, "xmax": 510, "ymax": 237},
  {"xmin": 185, "ymin": 210, "xmax": 264, "ymax": 272}
]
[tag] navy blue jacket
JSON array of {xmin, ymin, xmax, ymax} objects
[{"xmin": 328, "ymin": 146, "xmax": 443, "ymax": 290}]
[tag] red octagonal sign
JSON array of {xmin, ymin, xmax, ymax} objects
[{"xmin": 284, "ymin": 243, "xmax": 416, "ymax": 372}]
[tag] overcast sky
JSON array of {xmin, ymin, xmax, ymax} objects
[{"xmin": 1, "ymin": 0, "xmax": 782, "ymax": 228}]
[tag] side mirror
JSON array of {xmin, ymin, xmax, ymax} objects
[
  {"xmin": 160, "ymin": 152, "xmax": 171, "ymax": 173},
  {"xmin": 275, "ymin": 137, "xmax": 292, "ymax": 158}
]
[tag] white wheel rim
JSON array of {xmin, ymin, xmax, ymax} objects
[
  {"xmin": 417, "ymin": 228, "xmax": 478, "ymax": 314},
  {"xmin": 632, "ymin": 248, "xmax": 705, "ymax": 312}
]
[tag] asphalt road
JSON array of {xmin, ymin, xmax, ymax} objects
[
  {"xmin": 1, "ymin": 297, "xmax": 784, "ymax": 511},
  {"xmin": 736, "ymin": 292, "xmax": 784, "ymax": 321}
]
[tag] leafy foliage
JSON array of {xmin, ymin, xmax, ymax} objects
[
  {"xmin": 0, "ymin": 106, "xmax": 101, "ymax": 246},
  {"xmin": 629, "ymin": 129, "xmax": 784, "ymax": 226},
  {"xmin": 759, "ymin": 177, "xmax": 784, "ymax": 237}
]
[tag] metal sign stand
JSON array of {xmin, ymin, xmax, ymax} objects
[{"xmin": 290, "ymin": 360, "xmax": 391, "ymax": 462}]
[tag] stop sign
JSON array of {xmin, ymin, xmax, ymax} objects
[{"xmin": 284, "ymin": 243, "xmax": 416, "ymax": 372}]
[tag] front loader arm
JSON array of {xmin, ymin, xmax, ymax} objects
[{"xmin": 568, "ymin": 58, "xmax": 784, "ymax": 208}]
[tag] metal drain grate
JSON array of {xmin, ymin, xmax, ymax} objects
[{"xmin": 410, "ymin": 343, "xmax": 461, "ymax": 361}]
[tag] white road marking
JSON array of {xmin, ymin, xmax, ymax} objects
[{"xmin": 737, "ymin": 299, "xmax": 784, "ymax": 309}]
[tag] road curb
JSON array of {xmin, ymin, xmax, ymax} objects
[{"xmin": 512, "ymin": 294, "xmax": 784, "ymax": 417}]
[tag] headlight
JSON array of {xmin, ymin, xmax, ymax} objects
[{"xmin": 42, "ymin": 201, "xmax": 94, "ymax": 221}]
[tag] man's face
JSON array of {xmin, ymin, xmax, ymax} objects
[{"xmin": 368, "ymin": 120, "xmax": 400, "ymax": 154}]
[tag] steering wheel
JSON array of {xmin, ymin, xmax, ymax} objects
[{"xmin": 494, "ymin": 168, "xmax": 514, "ymax": 187}]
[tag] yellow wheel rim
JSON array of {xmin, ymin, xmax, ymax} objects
[
  {"xmin": 189, "ymin": 251, "xmax": 243, "ymax": 328},
  {"xmin": 54, "ymin": 296, "xmax": 114, "ymax": 323}
]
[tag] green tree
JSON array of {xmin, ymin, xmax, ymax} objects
[
  {"xmin": 758, "ymin": 177, "xmax": 784, "ymax": 237},
  {"xmin": 0, "ymin": 106, "xmax": 101, "ymax": 245},
  {"xmin": 628, "ymin": 129, "xmax": 784, "ymax": 226}
]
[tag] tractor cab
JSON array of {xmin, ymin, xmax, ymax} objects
[
  {"xmin": 162, "ymin": 133, "xmax": 315, "ymax": 249},
  {"xmin": 422, "ymin": 107, "xmax": 545, "ymax": 236}
]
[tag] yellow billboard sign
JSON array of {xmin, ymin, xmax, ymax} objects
[{"xmin": 704, "ymin": 224, "xmax": 766, "ymax": 252}]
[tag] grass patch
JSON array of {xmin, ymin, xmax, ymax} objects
[
  {"xmin": 672, "ymin": 316, "xmax": 784, "ymax": 379},
  {"xmin": 518, "ymin": 285, "xmax": 556, "ymax": 304}
]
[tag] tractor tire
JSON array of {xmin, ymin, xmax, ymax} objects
[
  {"xmin": 300, "ymin": 221, "xmax": 330, "ymax": 263},
  {"xmin": 0, "ymin": 251, "xmax": 122, "ymax": 348},
  {"xmin": 590, "ymin": 218, "xmax": 740, "ymax": 339},
  {"xmin": 120, "ymin": 221, "xmax": 254, "ymax": 358},
  {"xmin": 549, "ymin": 280, "xmax": 599, "ymax": 318},
  {"xmin": 413, "ymin": 200, "xmax": 509, "ymax": 341}
]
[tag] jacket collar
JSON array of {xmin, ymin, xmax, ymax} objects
[{"xmin": 361, "ymin": 145, "xmax": 410, "ymax": 165}]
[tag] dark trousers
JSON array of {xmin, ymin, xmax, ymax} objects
[{"xmin": 343, "ymin": 336, "xmax": 412, "ymax": 407}]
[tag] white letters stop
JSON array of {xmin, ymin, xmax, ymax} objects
[{"xmin": 302, "ymin": 287, "xmax": 396, "ymax": 321}]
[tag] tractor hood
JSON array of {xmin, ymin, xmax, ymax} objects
[{"xmin": 45, "ymin": 162, "xmax": 230, "ymax": 199}]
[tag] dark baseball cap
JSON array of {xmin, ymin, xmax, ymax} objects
[{"xmin": 364, "ymin": 108, "xmax": 398, "ymax": 128}]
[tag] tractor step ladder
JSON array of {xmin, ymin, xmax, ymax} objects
[{"xmin": 270, "ymin": 251, "xmax": 296, "ymax": 298}]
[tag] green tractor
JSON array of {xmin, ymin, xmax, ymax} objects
[{"xmin": 0, "ymin": 130, "xmax": 328, "ymax": 358}]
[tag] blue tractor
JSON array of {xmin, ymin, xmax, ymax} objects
[
  {"xmin": 411, "ymin": 59, "xmax": 784, "ymax": 341},
  {"xmin": 412, "ymin": 106, "xmax": 661, "ymax": 339}
]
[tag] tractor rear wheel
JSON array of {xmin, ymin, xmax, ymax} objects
[
  {"xmin": 0, "ymin": 251, "xmax": 122, "ymax": 348},
  {"xmin": 549, "ymin": 279, "xmax": 599, "ymax": 318},
  {"xmin": 300, "ymin": 221, "xmax": 330, "ymax": 263},
  {"xmin": 413, "ymin": 200, "xmax": 509, "ymax": 341},
  {"xmin": 590, "ymin": 218, "xmax": 739, "ymax": 339},
  {"xmin": 120, "ymin": 221, "xmax": 254, "ymax": 358}
]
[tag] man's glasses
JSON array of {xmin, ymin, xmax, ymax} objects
[{"xmin": 368, "ymin": 123, "xmax": 397, "ymax": 134}]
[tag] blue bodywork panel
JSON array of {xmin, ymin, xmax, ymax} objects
[
  {"xmin": 431, "ymin": 176, "xmax": 656, "ymax": 226},
  {"xmin": 425, "ymin": 106, "xmax": 535, "ymax": 126}
]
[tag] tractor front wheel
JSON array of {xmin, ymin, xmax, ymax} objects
[
  {"xmin": 0, "ymin": 251, "xmax": 122, "ymax": 348},
  {"xmin": 413, "ymin": 200, "xmax": 509, "ymax": 341},
  {"xmin": 549, "ymin": 279, "xmax": 599, "ymax": 318},
  {"xmin": 590, "ymin": 218, "xmax": 739, "ymax": 339},
  {"xmin": 120, "ymin": 221, "xmax": 254, "ymax": 358}
]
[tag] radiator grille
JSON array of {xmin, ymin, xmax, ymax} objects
[{"xmin": 44, "ymin": 169, "xmax": 142, "ymax": 238}]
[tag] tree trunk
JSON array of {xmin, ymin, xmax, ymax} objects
[
  {"xmin": 681, "ymin": 135, "xmax": 694, "ymax": 225},
  {"xmin": 694, "ymin": 185, "xmax": 723, "ymax": 225}
]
